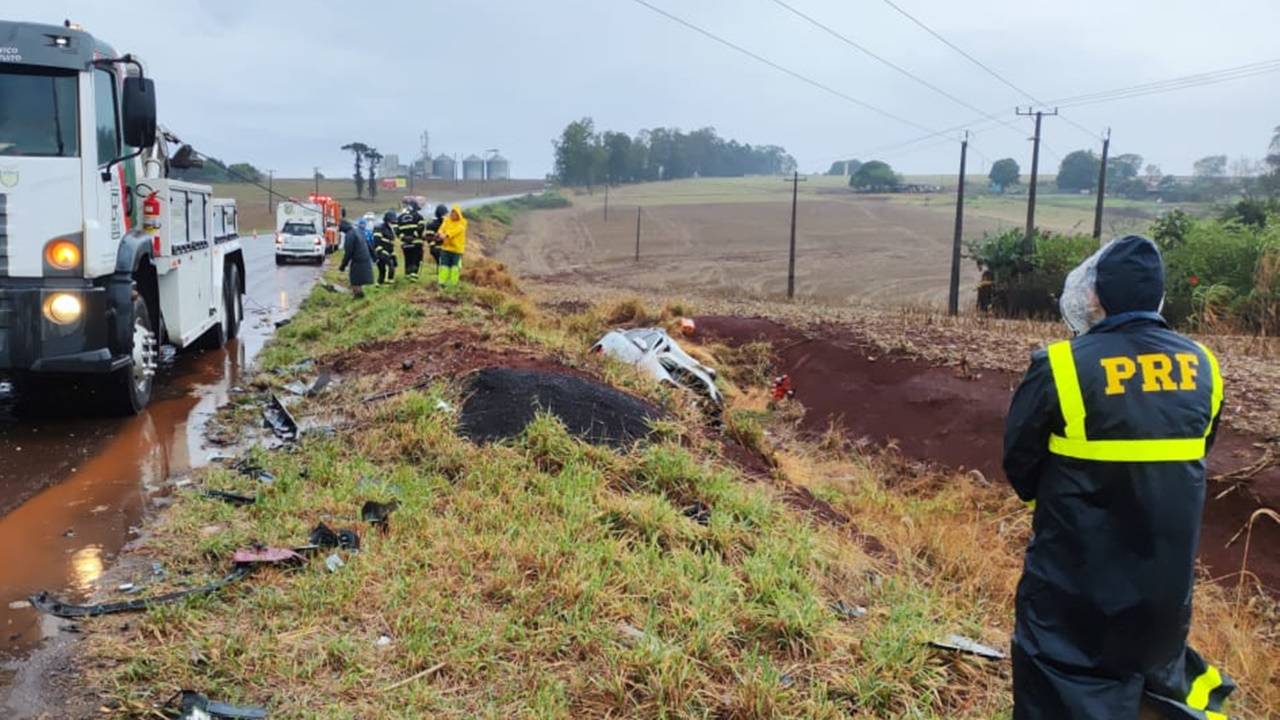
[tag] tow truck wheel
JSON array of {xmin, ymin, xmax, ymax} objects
[
  {"xmin": 224, "ymin": 263, "xmax": 243, "ymax": 340},
  {"xmin": 104, "ymin": 295, "xmax": 157, "ymax": 415}
]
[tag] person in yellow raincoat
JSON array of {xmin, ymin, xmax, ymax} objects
[{"xmin": 436, "ymin": 204, "xmax": 467, "ymax": 288}]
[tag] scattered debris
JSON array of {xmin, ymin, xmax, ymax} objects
[
  {"xmin": 273, "ymin": 318, "xmax": 292, "ymax": 329},
  {"xmin": 167, "ymin": 689, "xmax": 268, "ymax": 719},
  {"xmin": 771, "ymin": 374, "xmax": 795, "ymax": 401},
  {"xmin": 31, "ymin": 565, "xmax": 253, "ymax": 618},
  {"xmin": 593, "ymin": 328, "xmax": 722, "ymax": 405},
  {"xmin": 831, "ymin": 600, "xmax": 867, "ymax": 620},
  {"xmin": 401, "ymin": 359, "xmax": 415, "ymax": 371},
  {"xmin": 361, "ymin": 500, "xmax": 399, "ymax": 529},
  {"xmin": 324, "ymin": 553, "xmax": 345, "ymax": 573},
  {"xmin": 459, "ymin": 367, "xmax": 664, "ymax": 447},
  {"xmin": 682, "ymin": 501, "xmax": 711, "ymax": 526},
  {"xmin": 929, "ymin": 634, "xmax": 1006, "ymax": 660},
  {"xmin": 8, "ymin": 600, "xmax": 31, "ymax": 610},
  {"xmin": 284, "ymin": 370, "xmax": 333, "ymax": 397},
  {"xmin": 117, "ymin": 582, "xmax": 136, "ymax": 593},
  {"xmin": 779, "ymin": 673, "xmax": 795, "ymax": 689},
  {"xmin": 309, "ymin": 522, "xmax": 360, "ymax": 551},
  {"xmin": 230, "ymin": 547, "xmax": 305, "ymax": 566},
  {"xmin": 203, "ymin": 489, "xmax": 256, "ymax": 506},
  {"xmin": 678, "ymin": 317, "xmax": 696, "ymax": 337},
  {"xmin": 435, "ymin": 399, "xmax": 453, "ymax": 413},
  {"xmin": 375, "ymin": 634, "xmax": 393, "ymax": 648},
  {"xmin": 262, "ymin": 393, "xmax": 299, "ymax": 442}
]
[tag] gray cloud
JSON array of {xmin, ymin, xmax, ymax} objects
[{"xmin": 15, "ymin": 0, "xmax": 1280, "ymax": 178}]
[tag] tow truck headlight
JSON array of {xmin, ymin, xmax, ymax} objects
[
  {"xmin": 45, "ymin": 239, "xmax": 81, "ymax": 270},
  {"xmin": 43, "ymin": 292, "xmax": 83, "ymax": 325}
]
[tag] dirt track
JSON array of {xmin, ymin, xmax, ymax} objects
[
  {"xmin": 498, "ymin": 196, "xmax": 1007, "ymax": 307},
  {"xmin": 695, "ymin": 315, "xmax": 1280, "ymax": 596}
]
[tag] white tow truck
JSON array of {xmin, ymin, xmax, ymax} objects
[{"xmin": 0, "ymin": 20, "xmax": 246, "ymax": 413}]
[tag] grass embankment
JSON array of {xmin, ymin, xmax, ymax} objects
[{"xmin": 76, "ymin": 195, "xmax": 1278, "ymax": 718}]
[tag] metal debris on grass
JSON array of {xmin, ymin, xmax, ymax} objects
[
  {"xmin": 167, "ymin": 689, "xmax": 268, "ymax": 720},
  {"xmin": 682, "ymin": 501, "xmax": 711, "ymax": 526},
  {"xmin": 831, "ymin": 600, "xmax": 867, "ymax": 620},
  {"xmin": 203, "ymin": 489, "xmax": 256, "ymax": 506},
  {"xmin": 308, "ymin": 522, "xmax": 360, "ymax": 551},
  {"xmin": 929, "ymin": 634, "xmax": 1006, "ymax": 660},
  {"xmin": 262, "ymin": 393, "xmax": 299, "ymax": 442},
  {"xmin": 361, "ymin": 500, "xmax": 399, "ymax": 529}
]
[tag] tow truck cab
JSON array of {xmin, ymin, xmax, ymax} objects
[{"xmin": 0, "ymin": 21, "xmax": 245, "ymax": 413}]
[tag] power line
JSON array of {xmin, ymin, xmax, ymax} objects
[
  {"xmin": 766, "ymin": 0, "xmax": 1025, "ymax": 138},
  {"xmin": 627, "ymin": 0, "xmax": 938, "ymax": 136},
  {"xmin": 1050, "ymin": 60, "xmax": 1280, "ymax": 108},
  {"xmin": 878, "ymin": 0, "xmax": 1100, "ymax": 140}
]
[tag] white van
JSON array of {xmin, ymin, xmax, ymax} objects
[{"xmin": 274, "ymin": 202, "xmax": 326, "ymax": 265}]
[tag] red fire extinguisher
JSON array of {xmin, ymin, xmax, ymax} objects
[{"xmin": 143, "ymin": 192, "xmax": 162, "ymax": 255}]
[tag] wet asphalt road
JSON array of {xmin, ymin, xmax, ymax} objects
[
  {"xmin": 0, "ymin": 193, "xmax": 532, "ymax": 659},
  {"xmin": 0, "ymin": 235, "xmax": 324, "ymax": 657}
]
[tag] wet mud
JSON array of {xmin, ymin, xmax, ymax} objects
[{"xmin": 695, "ymin": 315, "xmax": 1280, "ymax": 595}]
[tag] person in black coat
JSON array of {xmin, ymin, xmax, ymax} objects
[
  {"xmin": 1004, "ymin": 235, "xmax": 1234, "ymax": 719},
  {"xmin": 338, "ymin": 219, "xmax": 374, "ymax": 298}
]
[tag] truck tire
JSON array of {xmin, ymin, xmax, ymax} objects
[
  {"xmin": 103, "ymin": 294, "xmax": 157, "ymax": 415},
  {"xmin": 224, "ymin": 263, "xmax": 243, "ymax": 340},
  {"xmin": 275, "ymin": 254, "xmax": 286, "ymax": 266}
]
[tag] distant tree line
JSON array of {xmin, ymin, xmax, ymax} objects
[
  {"xmin": 553, "ymin": 118, "xmax": 796, "ymax": 186},
  {"xmin": 975, "ymin": 125, "xmax": 1280, "ymax": 202}
]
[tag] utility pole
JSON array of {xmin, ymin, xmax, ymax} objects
[
  {"xmin": 948, "ymin": 132, "xmax": 969, "ymax": 317},
  {"xmin": 267, "ymin": 169, "xmax": 275, "ymax": 214},
  {"xmin": 784, "ymin": 171, "xmax": 807, "ymax": 299},
  {"xmin": 1093, "ymin": 127, "xmax": 1111, "ymax": 242},
  {"xmin": 634, "ymin": 206, "xmax": 642, "ymax": 262},
  {"xmin": 604, "ymin": 183, "xmax": 609, "ymax": 222},
  {"xmin": 1016, "ymin": 107, "xmax": 1057, "ymax": 254}
]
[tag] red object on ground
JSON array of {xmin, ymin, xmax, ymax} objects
[
  {"xmin": 693, "ymin": 314, "xmax": 1280, "ymax": 596},
  {"xmin": 771, "ymin": 374, "xmax": 793, "ymax": 401}
]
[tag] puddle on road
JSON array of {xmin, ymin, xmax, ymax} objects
[{"xmin": 0, "ymin": 240, "xmax": 318, "ymax": 659}]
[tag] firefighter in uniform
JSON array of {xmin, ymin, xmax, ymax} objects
[
  {"xmin": 1003, "ymin": 235, "xmax": 1235, "ymax": 719},
  {"xmin": 373, "ymin": 211, "xmax": 398, "ymax": 284},
  {"xmin": 425, "ymin": 203, "xmax": 448, "ymax": 270},
  {"xmin": 395, "ymin": 199, "xmax": 427, "ymax": 280}
]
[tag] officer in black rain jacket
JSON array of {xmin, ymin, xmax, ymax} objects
[{"xmin": 1003, "ymin": 235, "xmax": 1234, "ymax": 719}]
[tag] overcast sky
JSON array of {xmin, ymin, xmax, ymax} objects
[{"xmin": 15, "ymin": 0, "xmax": 1280, "ymax": 179}]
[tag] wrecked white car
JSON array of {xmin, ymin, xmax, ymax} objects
[{"xmin": 593, "ymin": 328, "xmax": 723, "ymax": 406}]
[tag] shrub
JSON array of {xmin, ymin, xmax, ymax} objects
[
  {"xmin": 1163, "ymin": 220, "xmax": 1280, "ymax": 331},
  {"xmin": 966, "ymin": 228, "xmax": 1096, "ymax": 318}
]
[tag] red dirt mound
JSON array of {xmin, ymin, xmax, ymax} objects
[
  {"xmin": 326, "ymin": 330, "xmax": 587, "ymax": 388},
  {"xmin": 695, "ymin": 315, "xmax": 1280, "ymax": 595}
]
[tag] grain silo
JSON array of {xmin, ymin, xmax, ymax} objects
[
  {"xmin": 485, "ymin": 154, "xmax": 510, "ymax": 181},
  {"xmin": 462, "ymin": 154, "xmax": 485, "ymax": 181},
  {"xmin": 432, "ymin": 154, "xmax": 456, "ymax": 180}
]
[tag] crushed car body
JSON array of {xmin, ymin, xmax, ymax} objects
[{"xmin": 593, "ymin": 328, "xmax": 722, "ymax": 406}]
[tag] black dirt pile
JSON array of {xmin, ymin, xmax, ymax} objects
[{"xmin": 459, "ymin": 368, "xmax": 664, "ymax": 447}]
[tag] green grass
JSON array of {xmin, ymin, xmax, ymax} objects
[{"xmin": 75, "ymin": 202, "xmax": 1277, "ymax": 719}]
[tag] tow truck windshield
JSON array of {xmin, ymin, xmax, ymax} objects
[
  {"xmin": 281, "ymin": 222, "xmax": 317, "ymax": 235},
  {"xmin": 0, "ymin": 66, "xmax": 79, "ymax": 157}
]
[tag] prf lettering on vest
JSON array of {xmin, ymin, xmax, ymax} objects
[{"xmin": 1100, "ymin": 353, "xmax": 1199, "ymax": 395}]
